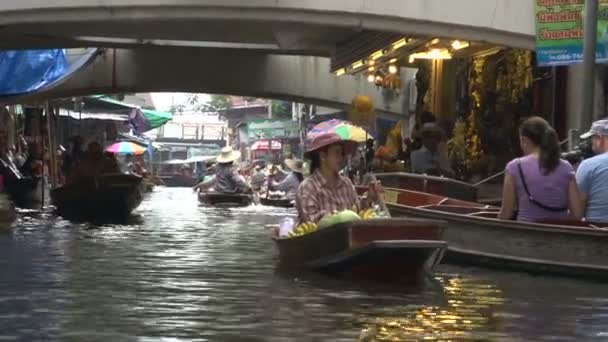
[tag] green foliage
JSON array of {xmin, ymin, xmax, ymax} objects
[
  {"xmin": 271, "ymin": 100, "xmax": 292, "ymax": 118},
  {"xmin": 189, "ymin": 94, "xmax": 232, "ymax": 114}
]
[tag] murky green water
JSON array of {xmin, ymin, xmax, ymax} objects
[{"xmin": 0, "ymin": 187, "xmax": 607, "ymax": 341}]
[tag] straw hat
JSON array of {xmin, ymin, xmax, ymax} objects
[
  {"xmin": 284, "ymin": 158, "xmax": 304, "ymax": 173},
  {"xmin": 305, "ymin": 133, "xmax": 355, "ymax": 158},
  {"xmin": 216, "ymin": 146, "xmax": 241, "ymax": 164}
]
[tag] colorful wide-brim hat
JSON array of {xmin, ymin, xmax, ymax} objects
[{"xmin": 305, "ymin": 133, "xmax": 356, "ymax": 158}]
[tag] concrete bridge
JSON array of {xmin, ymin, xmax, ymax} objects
[{"xmin": 0, "ymin": 0, "xmax": 536, "ymax": 115}]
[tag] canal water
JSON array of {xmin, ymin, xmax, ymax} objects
[{"xmin": 0, "ymin": 187, "xmax": 607, "ymax": 341}]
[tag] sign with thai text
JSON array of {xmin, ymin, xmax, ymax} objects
[
  {"xmin": 536, "ymin": 0, "xmax": 608, "ymax": 66},
  {"xmin": 247, "ymin": 119, "xmax": 299, "ymax": 141}
]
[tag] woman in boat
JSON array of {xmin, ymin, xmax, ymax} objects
[
  {"xmin": 296, "ymin": 133, "xmax": 382, "ymax": 224},
  {"xmin": 268, "ymin": 158, "xmax": 304, "ymax": 199},
  {"xmin": 209, "ymin": 146, "xmax": 250, "ymax": 194},
  {"xmin": 498, "ymin": 117, "xmax": 584, "ymax": 222}
]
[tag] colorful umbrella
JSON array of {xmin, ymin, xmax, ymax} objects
[
  {"xmin": 106, "ymin": 141, "xmax": 147, "ymax": 155},
  {"xmin": 308, "ymin": 119, "xmax": 372, "ymax": 143}
]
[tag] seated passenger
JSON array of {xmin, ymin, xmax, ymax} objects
[
  {"xmin": 101, "ymin": 152, "xmax": 120, "ymax": 174},
  {"xmin": 269, "ymin": 159, "xmax": 304, "ymax": 199},
  {"xmin": 211, "ymin": 146, "xmax": 250, "ymax": 194},
  {"xmin": 296, "ymin": 133, "xmax": 381, "ymax": 224},
  {"xmin": 71, "ymin": 142, "xmax": 105, "ymax": 182},
  {"xmin": 576, "ymin": 119, "xmax": 608, "ymax": 223},
  {"xmin": 498, "ymin": 117, "xmax": 583, "ymax": 222},
  {"xmin": 249, "ymin": 165, "xmax": 267, "ymax": 192},
  {"xmin": 410, "ymin": 123, "xmax": 452, "ymax": 176}
]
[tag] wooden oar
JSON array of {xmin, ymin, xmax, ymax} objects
[{"xmin": 473, "ymin": 138, "xmax": 570, "ymax": 187}]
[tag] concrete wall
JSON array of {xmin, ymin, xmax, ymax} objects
[
  {"xmin": 0, "ymin": 0, "xmax": 535, "ymax": 49},
  {"xmin": 14, "ymin": 48, "xmax": 409, "ymax": 117}
]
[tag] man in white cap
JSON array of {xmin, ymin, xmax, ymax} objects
[{"xmin": 576, "ymin": 119, "xmax": 608, "ymax": 223}]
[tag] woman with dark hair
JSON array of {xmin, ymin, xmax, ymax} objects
[
  {"xmin": 295, "ymin": 133, "xmax": 382, "ymax": 224},
  {"xmin": 498, "ymin": 117, "xmax": 583, "ymax": 222}
]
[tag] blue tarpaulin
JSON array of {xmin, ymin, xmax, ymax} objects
[{"xmin": 0, "ymin": 49, "xmax": 68, "ymax": 96}]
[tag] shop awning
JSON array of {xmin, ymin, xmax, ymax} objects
[
  {"xmin": 89, "ymin": 96, "xmax": 173, "ymax": 129},
  {"xmin": 251, "ymin": 140, "xmax": 282, "ymax": 151},
  {"xmin": 90, "ymin": 96, "xmax": 173, "ymax": 130}
]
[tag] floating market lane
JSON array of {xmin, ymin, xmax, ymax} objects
[{"xmin": 0, "ymin": 188, "xmax": 606, "ymax": 341}]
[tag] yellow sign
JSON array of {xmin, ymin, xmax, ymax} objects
[{"xmin": 384, "ymin": 190, "xmax": 399, "ymax": 204}]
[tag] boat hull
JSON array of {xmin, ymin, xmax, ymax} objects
[
  {"xmin": 5, "ymin": 177, "xmax": 42, "ymax": 208},
  {"xmin": 161, "ymin": 175, "xmax": 197, "ymax": 187},
  {"xmin": 374, "ymin": 172, "xmax": 478, "ymax": 201},
  {"xmin": 383, "ymin": 188, "xmax": 608, "ymax": 280},
  {"xmin": 260, "ymin": 197, "xmax": 294, "ymax": 208},
  {"xmin": 273, "ymin": 218, "xmax": 447, "ymax": 281},
  {"xmin": 198, "ymin": 192, "xmax": 253, "ymax": 207},
  {"xmin": 51, "ymin": 174, "xmax": 143, "ymax": 220}
]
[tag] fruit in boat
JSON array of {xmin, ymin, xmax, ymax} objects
[
  {"xmin": 359, "ymin": 208, "xmax": 377, "ymax": 220},
  {"xmin": 287, "ymin": 222, "xmax": 319, "ymax": 238},
  {"xmin": 318, "ymin": 210, "xmax": 361, "ymax": 230}
]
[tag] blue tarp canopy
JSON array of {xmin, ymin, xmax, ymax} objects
[{"xmin": 0, "ymin": 49, "xmax": 68, "ymax": 96}]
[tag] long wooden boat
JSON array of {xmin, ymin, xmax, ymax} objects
[
  {"xmin": 51, "ymin": 174, "xmax": 143, "ymax": 220},
  {"xmin": 374, "ymin": 172, "xmax": 478, "ymax": 202},
  {"xmin": 161, "ymin": 174, "xmax": 198, "ymax": 187},
  {"xmin": 198, "ymin": 191, "xmax": 253, "ymax": 207},
  {"xmin": 260, "ymin": 197, "xmax": 294, "ymax": 208},
  {"xmin": 5, "ymin": 177, "xmax": 42, "ymax": 208},
  {"xmin": 379, "ymin": 187, "xmax": 608, "ymax": 280},
  {"xmin": 273, "ymin": 218, "xmax": 447, "ymax": 281}
]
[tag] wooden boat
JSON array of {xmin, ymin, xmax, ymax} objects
[
  {"xmin": 4, "ymin": 177, "xmax": 42, "ymax": 208},
  {"xmin": 51, "ymin": 174, "xmax": 143, "ymax": 220},
  {"xmin": 0, "ymin": 193, "xmax": 16, "ymax": 229},
  {"xmin": 273, "ymin": 218, "xmax": 447, "ymax": 281},
  {"xmin": 161, "ymin": 174, "xmax": 198, "ymax": 187},
  {"xmin": 379, "ymin": 187, "xmax": 608, "ymax": 280},
  {"xmin": 142, "ymin": 179, "xmax": 155, "ymax": 193},
  {"xmin": 198, "ymin": 191, "xmax": 253, "ymax": 207},
  {"xmin": 260, "ymin": 197, "xmax": 294, "ymax": 208},
  {"xmin": 374, "ymin": 172, "xmax": 478, "ymax": 202},
  {"xmin": 0, "ymin": 157, "xmax": 43, "ymax": 207}
]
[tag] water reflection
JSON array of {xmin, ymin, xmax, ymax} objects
[{"xmin": 0, "ymin": 188, "xmax": 606, "ymax": 341}]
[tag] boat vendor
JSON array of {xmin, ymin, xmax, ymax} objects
[
  {"xmin": 268, "ymin": 158, "xmax": 304, "ymax": 199},
  {"xmin": 410, "ymin": 123, "xmax": 452, "ymax": 177},
  {"xmin": 195, "ymin": 146, "xmax": 250, "ymax": 194},
  {"xmin": 295, "ymin": 133, "xmax": 382, "ymax": 224}
]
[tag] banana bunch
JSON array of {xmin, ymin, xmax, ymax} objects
[
  {"xmin": 359, "ymin": 208, "xmax": 377, "ymax": 220},
  {"xmin": 288, "ymin": 222, "xmax": 318, "ymax": 238}
]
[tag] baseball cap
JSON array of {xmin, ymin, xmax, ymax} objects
[{"xmin": 580, "ymin": 119, "xmax": 608, "ymax": 139}]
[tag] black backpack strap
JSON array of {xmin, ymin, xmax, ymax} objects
[{"xmin": 516, "ymin": 159, "xmax": 567, "ymax": 212}]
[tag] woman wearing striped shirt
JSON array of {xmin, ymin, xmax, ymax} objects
[{"xmin": 296, "ymin": 133, "xmax": 381, "ymax": 224}]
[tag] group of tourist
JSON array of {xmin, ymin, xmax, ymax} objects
[{"xmin": 498, "ymin": 117, "xmax": 608, "ymax": 224}]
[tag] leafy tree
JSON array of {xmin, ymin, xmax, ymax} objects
[
  {"xmin": 188, "ymin": 94, "xmax": 232, "ymax": 114},
  {"xmin": 271, "ymin": 100, "xmax": 292, "ymax": 118},
  {"xmin": 168, "ymin": 102, "xmax": 186, "ymax": 115}
]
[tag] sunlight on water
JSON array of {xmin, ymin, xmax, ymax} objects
[{"xmin": 0, "ymin": 187, "xmax": 606, "ymax": 341}]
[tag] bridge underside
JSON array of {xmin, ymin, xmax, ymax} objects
[{"xmin": 12, "ymin": 48, "xmax": 410, "ymax": 116}]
